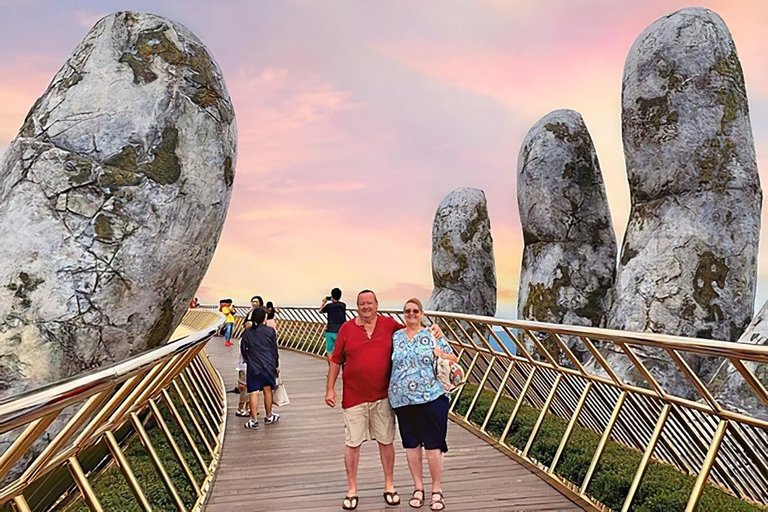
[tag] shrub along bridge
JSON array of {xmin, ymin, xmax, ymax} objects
[{"xmin": 0, "ymin": 306, "xmax": 765, "ymax": 511}]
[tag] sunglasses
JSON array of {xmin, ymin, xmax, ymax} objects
[{"xmin": 403, "ymin": 308, "xmax": 421, "ymax": 314}]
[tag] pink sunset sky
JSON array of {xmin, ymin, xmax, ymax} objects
[{"xmin": 2, "ymin": 1, "xmax": 768, "ymax": 318}]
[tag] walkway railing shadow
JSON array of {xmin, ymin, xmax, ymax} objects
[
  {"xmin": 0, "ymin": 309, "xmax": 226, "ymax": 512},
  {"xmin": 274, "ymin": 306, "xmax": 768, "ymax": 512}
]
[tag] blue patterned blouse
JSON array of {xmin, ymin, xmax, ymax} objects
[{"xmin": 388, "ymin": 328, "xmax": 454, "ymax": 408}]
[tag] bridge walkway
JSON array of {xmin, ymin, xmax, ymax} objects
[{"xmin": 205, "ymin": 338, "xmax": 583, "ymax": 511}]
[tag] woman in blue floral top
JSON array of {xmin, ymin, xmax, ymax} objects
[{"xmin": 389, "ymin": 298, "xmax": 457, "ymax": 511}]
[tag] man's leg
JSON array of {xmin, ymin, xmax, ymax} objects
[
  {"xmin": 345, "ymin": 444, "xmax": 361, "ymax": 496},
  {"xmin": 378, "ymin": 441, "xmax": 396, "ymax": 492}
]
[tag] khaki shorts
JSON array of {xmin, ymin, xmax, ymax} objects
[{"xmin": 343, "ymin": 399, "xmax": 395, "ymax": 447}]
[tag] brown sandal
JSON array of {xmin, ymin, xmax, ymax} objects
[
  {"xmin": 342, "ymin": 495, "xmax": 358, "ymax": 510},
  {"xmin": 409, "ymin": 489, "xmax": 424, "ymax": 508},
  {"xmin": 384, "ymin": 490, "xmax": 401, "ymax": 506},
  {"xmin": 430, "ymin": 491, "xmax": 445, "ymax": 511}
]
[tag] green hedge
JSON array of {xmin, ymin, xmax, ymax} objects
[{"xmin": 453, "ymin": 384, "xmax": 763, "ymax": 511}]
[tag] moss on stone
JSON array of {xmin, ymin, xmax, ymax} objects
[
  {"xmin": 692, "ymin": 251, "xmax": 729, "ymax": 323},
  {"xmin": 620, "ymin": 245, "xmax": 639, "ymax": 266},
  {"xmin": 6, "ymin": 272, "xmax": 43, "ymax": 309},
  {"xmin": 523, "ymin": 265, "xmax": 571, "ymax": 322},
  {"xmin": 632, "ymin": 95, "xmax": 679, "ymax": 144},
  {"xmin": 119, "ymin": 53, "xmax": 158, "ymax": 84},
  {"xmin": 99, "ymin": 166, "xmax": 141, "ymax": 189},
  {"xmin": 93, "ymin": 213, "xmax": 114, "ymax": 240},
  {"xmin": 544, "ymin": 122, "xmax": 570, "ymax": 140},
  {"xmin": 712, "ymin": 50, "xmax": 747, "ymax": 135},
  {"xmin": 65, "ymin": 159, "xmax": 94, "ymax": 185},
  {"xmin": 223, "ymin": 156, "xmax": 233, "ymax": 187},
  {"xmin": 141, "ymin": 125, "xmax": 181, "ymax": 185},
  {"xmin": 100, "ymin": 124, "xmax": 180, "ymax": 187}
]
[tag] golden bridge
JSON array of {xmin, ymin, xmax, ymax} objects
[{"xmin": 0, "ymin": 306, "xmax": 765, "ymax": 511}]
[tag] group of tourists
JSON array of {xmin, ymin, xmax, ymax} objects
[
  {"xmin": 218, "ymin": 288, "xmax": 456, "ymax": 510},
  {"xmin": 324, "ymin": 289, "xmax": 455, "ymax": 511}
]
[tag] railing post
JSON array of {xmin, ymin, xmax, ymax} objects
[{"xmin": 685, "ymin": 420, "xmax": 729, "ymax": 512}]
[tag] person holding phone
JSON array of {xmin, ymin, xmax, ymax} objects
[{"xmin": 320, "ymin": 288, "xmax": 345, "ymax": 363}]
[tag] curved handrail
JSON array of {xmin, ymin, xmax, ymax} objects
[
  {"xmin": 0, "ymin": 308, "xmax": 227, "ymax": 511},
  {"xmin": 273, "ymin": 305, "xmax": 768, "ymax": 511},
  {"xmin": 0, "ymin": 316, "xmax": 222, "ymax": 434}
]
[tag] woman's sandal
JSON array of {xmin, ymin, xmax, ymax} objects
[
  {"xmin": 430, "ymin": 491, "xmax": 445, "ymax": 511},
  {"xmin": 384, "ymin": 491, "xmax": 401, "ymax": 506},
  {"xmin": 409, "ymin": 489, "xmax": 424, "ymax": 508},
  {"xmin": 342, "ymin": 495, "xmax": 358, "ymax": 510}
]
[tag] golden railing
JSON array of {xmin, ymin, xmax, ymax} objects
[
  {"xmin": 0, "ymin": 308, "xmax": 226, "ymax": 512},
  {"xmin": 272, "ymin": 306, "xmax": 768, "ymax": 511}
]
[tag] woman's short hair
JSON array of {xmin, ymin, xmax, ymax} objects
[{"xmin": 404, "ymin": 297, "xmax": 424, "ymax": 312}]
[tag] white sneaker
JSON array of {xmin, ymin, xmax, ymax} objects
[
  {"xmin": 265, "ymin": 413, "xmax": 280, "ymax": 424},
  {"xmin": 244, "ymin": 419, "xmax": 259, "ymax": 429}
]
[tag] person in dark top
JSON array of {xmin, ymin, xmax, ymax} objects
[
  {"xmin": 243, "ymin": 295, "xmax": 264, "ymax": 329},
  {"xmin": 320, "ymin": 288, "xmax": 346, "ymax": 363},
  {"xmin": 240, "ymin": 307, "xmax": 280, "ymax": 429}
]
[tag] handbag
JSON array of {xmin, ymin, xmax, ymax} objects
[
  {"xmin": 273, "ymin": 377, "xmax": 290, "ymax": 407},
  {"xmin": 429, "ymin": 333, "xmax": 465, "ymax": 392}
]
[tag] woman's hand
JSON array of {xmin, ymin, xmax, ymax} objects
[
  {"xmin": 428, "ymin": 324, "xmax": 445, "ymax": 339},
  {"xmin": 433, "ymin": 348, "xmax": 445, "ymax": 358}
]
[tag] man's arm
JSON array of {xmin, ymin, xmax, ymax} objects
[
  {"xmin": 320, "ymin": 298, "xmax": 328, "ymax": 314},
  {"xmin": 325, "ymin": 363, "xmax": 341, "ymax": 407}
]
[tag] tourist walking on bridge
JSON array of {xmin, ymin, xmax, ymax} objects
[
  {"xmin": 219, "ymin": 299, "xmax": 235, "ymax": 347},
  {"xmin": 389, "ymin": 298, "xmax": 456, "ymax": 511},
  {"xmin": 241, "ymin": 307, "xmax": 280, "ymax": 428}
]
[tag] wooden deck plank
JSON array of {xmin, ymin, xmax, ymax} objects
[{"xmin": 205, "ymin": 339, "xmax": 583, "ymax": 511}]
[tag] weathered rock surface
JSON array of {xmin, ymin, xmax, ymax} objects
[
  {"xmin": 517, "ymin": 110, "xmax": 616, "ymax": 362},
  {"xmin": 606, "ymin": 7, "xmax": 760, "ymax": 395},
  {"xmin": 0, "ymin": 12, "xmax": 236, "ymax": 397},
  {"xmin": 709, "ymin": 302, "xmax": 768, "ymax": 421},
  {"xmin": 428, "ymin": 188, "xmax": 496, "ymax": 316}
]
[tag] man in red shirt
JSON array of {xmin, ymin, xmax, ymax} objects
[{"xmin": 325, "ymin": 289, "xmax": 441, "ymax": 510}]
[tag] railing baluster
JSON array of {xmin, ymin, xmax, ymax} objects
[
  {"xmin": 104, "ymin": 431, "xmax": 153, "ymax": 511},
  {"xmin": 0, "ymin": 413, "xmax": 59, "ymax": 481},
  {"xmin": 480, "ymin": 360, "xmax": 516, "ymax": 433},
  {"xmin": 622, "ymin": 404, "xmax": 671, "ymax": 511},
  {"xmin": 499, "ymin": 367, "xmax": 537, "ymax": 447},
  {"xmin": 523, "ymin": 374, "xmax": 562, "ymax": 456},
  {"xmin": 162, "ymin": 389, "xmax": 209, "ymax": 474},
  {"xmin": 172, "ymin": 381, "xmax": 215, "ymax": 457},
  {"xmin": 581, "ymin": 391, "xmax": 627, "ymax": 493},
  {"xmin": 149, "ymin": 399, "xmax": 202, "ymax": 496},
  {"xmin": 463, "ymin": 356, "xmax": 497, "ymax": 423},
  {"xmin": 549, "ymin": 381, "xmax": 592, "ymax": 474},
  {"xmin": 129, "ymin": 413, "xmax": 187, "ymax": 511},
  {"xmin": 685, "ymin": 419, "xmax": 729, "ymax": 512},
  {"xmin": 67, "ymin": 456, "xmax": 104, "ymax": 512},
  {"xmin": 11, "ymin": 496, "xmax": 31, "ymax": 512}
]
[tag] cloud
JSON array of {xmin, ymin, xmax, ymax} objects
[{"xmin": 233, "ymin": 206, "xmax": 330, "ymax": 221}]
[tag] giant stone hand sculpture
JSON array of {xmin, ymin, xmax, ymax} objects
[
  {"xmin": 428, "ymin": 188, "xmax": 496, "ymax": 317},
  {"xmin": 517, "ymin": 109, "xmax": 616, "ymax": 362},
  {"xmin": 606, "ymin": 7, "xmax": 761, "ymax": 396},
  {"xmin": 0, "ymin": 12, "xmax": 237, "ymax": 397}
]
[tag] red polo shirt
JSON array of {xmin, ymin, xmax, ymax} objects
[{"xmin": 331, "ymin": 315, "xmax": 404, "ymax": 409}]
